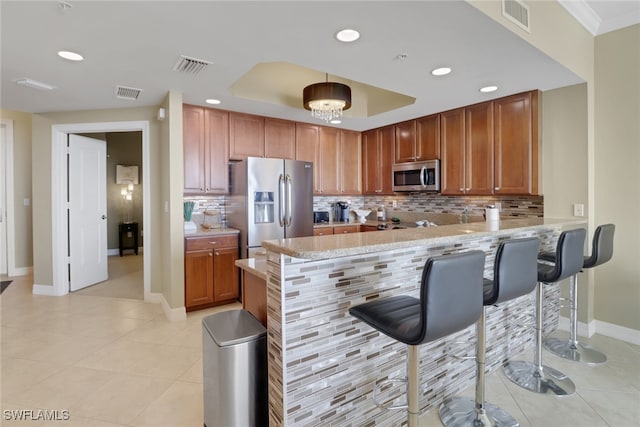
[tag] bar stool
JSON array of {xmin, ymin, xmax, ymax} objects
[
  {"xmin": 439, "ymin": 237, "xmax": 540, "ymax": 427},
  {"xmin": 503, "ymin": 228, "xmax": 586, "ymax": 396},
  {"xmin": 349, "ymin": 251, "xmax": 486, "ymax": 427},
  {"xmin": 542, "ymin": 224, "xmax": 615, "ymax": 364}
]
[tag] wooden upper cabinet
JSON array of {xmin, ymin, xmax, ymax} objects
[
  {"xmin": 204, "ymin": 108, "xmax": 229, "ymax": 193},
  {"xmin": 465, "ymin": 102, "xmax": 494, "ymax": 195},
  {"xmin": 183, "ymin": 104, "xmax": 229, "ymax": 194},
  {"xmin": 265, "ymin": 118, "xmax": 295, "ymax": 160},
  {"xmin": 319, "ymin": 127, "xmax": 341, "ymax": 194},
  {"xmin": 416, "ymin": 114, "xmax": 440, "ymax": 161},
  {"xmin": 494, "ymin": 91, "xmax": 539, "ymax": 195},
  {"xmin": 183, "ymin": 105, "xmax": 206, "ymax": 193},
  {"xmin": 295, "ymin": 123, "xmax": 321, "ymax": 193},
  {"xmin": 394, "ymin": 114, "xmax": 439, "ymax": 163},
  {"xmin": 362, "ymin": 126, "xmax": 394, "ymax": 195},
  {"xmin": 340, "ymin": 129, "xmax": 361, "ymax": 194},
  {"xmin": 229, "ymin": 112, "xmax": 265, "ymax": 160},
  {"xmin": 394, "ymin": 120, "xmax": 417, "ymax": 163},
  {"xmin": 440, "ymin": 108, "xmax": 466, "ymax": 195}
]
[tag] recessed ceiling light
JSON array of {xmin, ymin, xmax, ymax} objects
[
  {"xmin": 431, "ymin": 67, "xmax": 452, "ymax": 76},
  {"xmin": 336, "ymin": 29, "xmax": 360, "ymax": 42},
  {"xmin": 480, "ymin": 85, "xmax": 498, "ymax": 93},
  {"xmin": 205, "ymin": 98, "xmax": 221, "ymax": 105},
  {"xmin": 330, "ymin": 119, "xmax": 342, "ymax": 124},
  {"xmin": 58, "ymin": 50, "xmax": 84, "ymax": 61}
]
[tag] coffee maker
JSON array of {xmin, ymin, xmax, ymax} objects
[{"xmin": 334, "ymin": 201, "xmax": 351, "ymax": 222}]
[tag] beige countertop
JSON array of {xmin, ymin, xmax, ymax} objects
[
  {"xmin": 235, "ymin": 255, "xmax": 267, "ymax": 280},
  {"xmin": 184, "ymin": 226, "xmax": 240, "ymax": 238},
  {"xmin": 263, "ymin": 217, "xmax": 586, "ymax": 260}
]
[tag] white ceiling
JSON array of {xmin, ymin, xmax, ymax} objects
[{"xmin": 1, "ymin": 1, "xmax": 637, "ymax": 131}]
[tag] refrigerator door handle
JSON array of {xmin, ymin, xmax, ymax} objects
[
  {"xmin": 278, "ymin": 174, "xmax": 286, "ymax": 227},
  {"xmin": 285, "ymin": 174, "xmax": 293, "ymax": 227}
]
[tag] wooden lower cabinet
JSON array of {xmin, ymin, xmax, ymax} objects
[
  {"xmin": 185, "ymin": 234, "xmax": 239, "ymax": 311},
  {"xmin": 314, "ymin": 225, "xmax": 360, "ymax": 235}
]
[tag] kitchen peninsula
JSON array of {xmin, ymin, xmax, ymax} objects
[{"xmin": 255, "ymin": 217, "xmax": 585, "ymax": 426}]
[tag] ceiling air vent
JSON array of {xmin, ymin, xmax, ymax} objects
[
  {"xmin": 115, "ymin": 85, "xmax": 143, "ymax": 101},
  {"xmin": 173, "ymin": 55, "xmax": 212, "ymax": 75},
  {"xmin": 502, "ymin": 0, "xmax": 530, "ymax": 33}
]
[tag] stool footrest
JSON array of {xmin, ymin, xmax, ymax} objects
[{"xmin": 373, "ymin": 378, "xmax": 408, "ymax": 410}]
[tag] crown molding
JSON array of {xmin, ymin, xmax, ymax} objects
[{"xmin": 558, "ymin": 0, "xmax": 601, "ymax": 35}]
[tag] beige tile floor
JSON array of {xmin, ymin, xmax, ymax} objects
[{"xmin": 1, "ymin": 267, "xmax": 639, "ymax": 426}]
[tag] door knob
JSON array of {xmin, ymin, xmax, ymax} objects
[{"xmin": 101, "ymin": 215, "xmax": 107, "ymax": 220}]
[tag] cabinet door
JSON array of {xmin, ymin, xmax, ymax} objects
[
  {"xmin": 379, "ymin": 125, "xmax": 395, "ymax": 194},
  {"xmin": 183, "ymin": 105, "xmax": 206, "ymax": 193},
  {"xmin": 213, "ymin": 246, "xmax": 239, "ymax": 301},
  {"xmin": 394, "ymin": 120, "xmax": 417, "ymax": 163},
  {"xmin": 313, "ymin": 227, "xmax": 333, "ymax": 236},
  {"xmin": 335, "ymin": 225, "xmax": 359, "ymax": 234},
  {"xmin": 362, "ymin": 130, "xmax": 378, "ymax": 195},
  {"xmin": 295, "ymin": 123, "xmax": 321, "ymax": 194},
  {"xmin": 204, "ymin": 108, "xmax": 229, "ymax": 193},
  {"xmin": 440, "ymin": 108, "xmax": 466, "ymax": 195},
  {"xmin": 319, "ymin": 126, "xmax": 340, "ymax": 194},
  {"xmin": 340, "ymin": 129, "xmax": 361, "ymax": 194},
  {"xmin": 229, "ymin": 112, "xmax": 265, "ymax": 160},
  {"xmin": 416, "ymin": 114, "xmax": 440, "ymax": 161},
  {"xmin": 265, "ymin": 118, "xmax": 295, "ymax": 160},
  {"xmin": 494, "ymin": 91, "xmax": 538, "ymax": 195},
  {"xmin": 465, "ymin": 102, "xmax": 494, "ymax": 195},
  {"xmin": 185, "ymin": 249, "xmax": 214, "ymax": 309}
]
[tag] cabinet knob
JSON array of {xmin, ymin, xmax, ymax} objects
[
  {"xmin": 465, "ymin": 188, "xmax": 470, "ymax": 191},
  {"xmin": 209, "ymin": 241, "xmax": 217, "ymax": 245},
  {"xmin": 205, "ymin": 187, "xmax": 209, "ymax": 192},
  {"xmin": 459, "ymin": 188, "xmax": 464, "ymax": 192},
  {"xmin": 494, "ymin": 187, "xmax": 500, "ymax": 191},
  {"xmin": 215, "ymin": 251, "xmax": 220, "ymax": 256},
  {"xmin": 208, "ymin": 253, "xmax": 213, "ymax": 257},
  {"xmin": 200, "ymin": 187, "xmax": 204, "ymax": 192}
]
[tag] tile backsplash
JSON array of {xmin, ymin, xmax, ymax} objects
[{"xmin": 184, "ymin": 194, "xmax": 542, "ymax": 226}]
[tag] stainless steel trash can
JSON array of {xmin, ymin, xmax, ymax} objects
[{"xmin": 202, "ymin": 310, "xmax": 267, "ymax": 427}]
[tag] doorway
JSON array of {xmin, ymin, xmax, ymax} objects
[
  {"xmin": 47, "ymin": 121, "xmax": 151, "ymax": 299},
  {"xmin": 0, "ymin": 120, "xmax": 16, "ymax": 277}
]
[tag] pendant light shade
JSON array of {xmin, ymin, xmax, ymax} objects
[{"xmin": 303, "ymin": 75, "xmax": 351, "ymax": 122}]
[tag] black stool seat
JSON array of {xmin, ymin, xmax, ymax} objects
[
  {"xmin": 350, "ymin": 251, "xmax": 486, "ymax": 346},
  {"xmin": 349, "ymin": 250, "xmax": 486, "ymax": 427},
  {"xmin": 542, "ymin": 224, "xmax": 615, "ymax": 364}
]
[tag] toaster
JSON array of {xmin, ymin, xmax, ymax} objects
[{"xmin": 313, "ymin": 211, "xmax": 330, "ymax": 224}]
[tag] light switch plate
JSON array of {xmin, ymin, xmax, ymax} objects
[{"xmin": 573, "ymin": 203, "xmax": 584, "ymax": 217}]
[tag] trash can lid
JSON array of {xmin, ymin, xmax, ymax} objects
[{"xmin": 202, "ymin": 309, "xmax": 266, "ymax": 347}]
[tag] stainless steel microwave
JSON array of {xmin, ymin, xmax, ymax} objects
[{"xmin": 392, "ymin": 160, "xmax": 440, "ymax": 192}]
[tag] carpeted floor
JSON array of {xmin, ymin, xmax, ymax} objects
[{"xmin": 0, "ymin": 280, "xmax": 12, "ymax": 294}]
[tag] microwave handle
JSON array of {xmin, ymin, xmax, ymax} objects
[{"xmin": 420, "ymin": 165, "xmax": 427, "ymax": 187}]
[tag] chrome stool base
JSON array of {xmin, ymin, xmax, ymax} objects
[
  {"xmin": 544, "ymin": 337, "xmax": 607, "ymax": 365},
  {"xmin": 503, "ymin": 360, "xmax": 575, "ymax": 396},
  {"xmin": 439, "ymin": 397, "xmax": 519, "ymax": 427}
]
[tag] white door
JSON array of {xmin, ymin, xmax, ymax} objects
[
  {"xmin": 69, "ymin": 134, "xmax": 108, "ymax": 291},
  {"xmin": 0, "ymin": 124, "xmax": 7, "ymax": 275}
]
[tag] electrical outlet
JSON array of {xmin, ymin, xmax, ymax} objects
[
  {"xmin": 392, "ymin": 200, "xmax": 397, "ymax": 208},
  {"xmin": 573, "ymin": 203, "xmax": 584, "ymax": 217}
]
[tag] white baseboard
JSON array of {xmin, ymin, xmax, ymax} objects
[
  {"xmin": 594, "ymin": 320, "xmax": 640, "ymax": 346},
  {"xmin": 146, "ymin": 291, "xmax": 186, "ymax": 321},
  {"xmin": 9, "ymin": 266, "xmax": 32, "ymax": 277},
  {"xmin": 558, "ymin": 315, "xmax": 640, "ymax": 345},
  {"xmin": 32, "ymin": 283, "xmax": 67, "ymax": 296}
]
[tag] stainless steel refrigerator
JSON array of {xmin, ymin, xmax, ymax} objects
[{"xmin": 228, "ymin": 157, "xmax": 314, "ymax": 258}]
